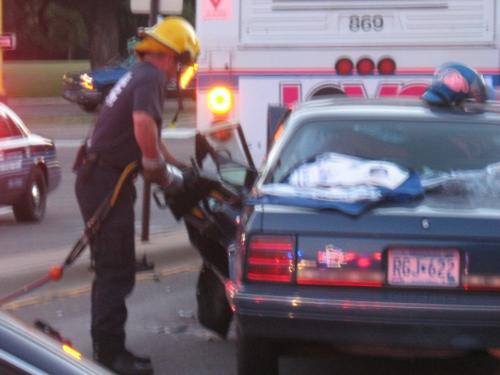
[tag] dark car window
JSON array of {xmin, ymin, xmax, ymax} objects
[
  {"xmin": 0, "ymin": 114, "xmax": 22, "ymax": 139},
  {"xmin": 270, "ymin": 119, "xmax": 500, "ymax": 183}
]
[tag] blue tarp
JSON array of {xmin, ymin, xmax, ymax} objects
[{"xmin": 248, "ymin": 172, "xmax": 423, "ymax": 216}]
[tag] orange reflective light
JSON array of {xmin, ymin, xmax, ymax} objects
[
  {"xmin": 207, "ymin": 86, "xmax": 233, "ymax": 115},
  {"xmin": 180, "ymin": 63, "xmax": 198, "ymax": 90},
  {"xmin": 63, "ymin": 344, "xmax": 82, "ymax": 360},
  {"xmin": 80, "ymin": 73, "xmax": 94, "ymax": 91},
  {"xmin": 273, "ymin": 124, "xmax": 285, "ymax": 143}
]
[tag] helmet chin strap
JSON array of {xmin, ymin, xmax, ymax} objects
[{"xmin": 168, "ymin": 64, "xmax": 183, "ymax": 128}]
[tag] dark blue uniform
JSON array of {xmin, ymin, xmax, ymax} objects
[{"xmin": 75, "ymin": 61, "xmax": 165, "ymax": 362}]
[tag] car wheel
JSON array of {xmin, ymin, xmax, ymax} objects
[
  {"xmin": 237, "ymin": 321, "xmax": 279, "ymax": 375},
  {"xmin": 13, "ymin": 167, "xmax": 47, "ymax": 222},
  {"xmin": 79, "ymin": 103, "xmax": 98, "ymax": 112}
]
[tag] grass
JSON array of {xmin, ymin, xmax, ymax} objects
[{"xmin": 4, "ymin": 60, "xmax": 90, "ymax": 97}]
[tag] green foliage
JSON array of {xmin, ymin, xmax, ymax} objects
[
  {"xmin": 4, "ymin": 60, "xmax": 90, "ymax": 97},
  {"xmin": 4, "ymin": 0, "xmax": 196, "ymax": 62},
  {"xmin": 43, "ymin": 3, "xmax": 88, "ymax": 59},
  {"xmin": 4, "ymin": 0, "xmax": 89, "ymax": 60}
]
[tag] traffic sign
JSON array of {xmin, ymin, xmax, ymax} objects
[
  {"xmin": 202, "ymin": 0, "xmax": 233, "ymax": 20},
  {"xmin": 130, "ymin": 0, "xmax": 182, "ymax": 14},
  {"xmin": 0, "ymin": 33, "xmax": 16, "ymax": 50}
]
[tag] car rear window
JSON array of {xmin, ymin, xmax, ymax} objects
[
  {"xmin": 270, "ymin": 119, "xmax": 500, "ymax": 184},
  {"xmin": 0, "ymin": 114, "xmax": 22, "ymax": 139}
]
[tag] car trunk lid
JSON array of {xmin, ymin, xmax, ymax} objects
[{"xmin": 257, "ymin": 202, "xmax": 500, "ymax": 291}]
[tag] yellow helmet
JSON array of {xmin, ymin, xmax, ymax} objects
[{"xmin": 135, "ymin": 16, "xmax": 200, "ymax": 64}]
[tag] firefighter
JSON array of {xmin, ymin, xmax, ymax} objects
[{"xmin": 74, "ymin": 17, "xmax": 200, "ymax": 375}]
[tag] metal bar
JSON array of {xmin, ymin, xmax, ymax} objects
[
  {"xmin": 0, "ymin": 0, "xmax": 5, "ymax": 101},
  {"xmin": 149, "ymin": 0, "xmax": 160, "ymax": 26},
  {"xmin": 141, "ymin": 0, "xmax": 160, "ymax": 242},
  {"xmin": 272, "ymin": 1, "xmax": 449, "ymax": 11},
  {"xmin": 237, "ymin": 125, "xmax": 256, "ymax": 171},
  {"xmin": 141, "ymin": 179, "xmax": 151, "ymax": 242}
]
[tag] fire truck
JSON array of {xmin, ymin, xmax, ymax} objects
[{"xmin": 195, "ymin": 0, "xmax": 500, "ymax": 166}]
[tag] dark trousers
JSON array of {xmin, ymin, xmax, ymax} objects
[{"xmin": 75, "ymin": 163, "xmax": 136, "ymax": 358}]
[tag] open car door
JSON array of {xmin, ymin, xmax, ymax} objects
[{"xmin": 155, "ymin": 122, "xmax": 257, "ymax": 337}]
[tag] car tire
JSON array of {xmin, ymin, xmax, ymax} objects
[
  {"xmin": 237, "ymin": 321, "xmax": 279, "ymax": 375},
  {"xmin": 13, "ymin": 167, "xmax": 47, "ymax": 222},
  {"xmin": 79, "ymin": 103, "xmax": 98, "ymax": 112}
]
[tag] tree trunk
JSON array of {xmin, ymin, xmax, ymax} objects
[{"xmin": 88, "ymin": 0, "xmax": 120, "ymax": 68}]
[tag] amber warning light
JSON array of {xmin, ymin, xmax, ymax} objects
[{"xmin": 208, "ymin": 86, "xmax": 233, "ymax": 116}]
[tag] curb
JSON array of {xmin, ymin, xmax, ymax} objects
[
  {"xmin": 7, "ymin": 97, "xmax": 68, "ymax": 106},
  {"xmin": 0, "ymin": 226, "xmax": 201, "ymax": 310},
  {"xmin": 3, "ymin": 263, "xmax": 200, "ymax": 311},
  {"xmin": 54, "ymin": 128, "xmax": 196, "ymax": 147},
  {"xmin": 7, "ymin": 97, "xmax": 196, "ymax": 110}
]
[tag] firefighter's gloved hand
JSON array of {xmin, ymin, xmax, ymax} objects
[
  {"xmin": 142, "ymin": 157, "xmax": 184, "ymax": 194},
  {"xmin": 163, "ymin": 164, "xmax": 185, "ymax": 194}
]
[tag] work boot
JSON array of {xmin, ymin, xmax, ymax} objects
[{"xmin": 95, "ymin": 349, "xmax": 153, "ymax": 375}]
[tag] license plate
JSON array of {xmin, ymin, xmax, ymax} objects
[{"xmin": 387, "ymin": 248, "xmax": 460, "ymax": 288}]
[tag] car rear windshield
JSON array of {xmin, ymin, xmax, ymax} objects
[{"xmin": 269, "ymin": 119, "xmax": 500, "ymax": 188}]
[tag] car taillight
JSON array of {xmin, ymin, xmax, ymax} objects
[
  {"xmin": 335, "ymin": 58, "xmax": 354, "ymax": 75},
  {"xmin": 246, "ymin": 235, "xmax": 296, "ymax": 283},
  {"xmin": 356, "ymin": 58, "xmax": 375, "ymax": 75},
  {"xmin": 464, "ymin": 275, "xmax": 500, "ymax": 292},
  {"xmin": 378, "ymin": 57, "xmax": 396, "ymax": 75},
  {"xmin": 208, "ymin": 86, "xmax": 233, "ymax": 117}
]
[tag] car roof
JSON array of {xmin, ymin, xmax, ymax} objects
[{"xmin": 289, "ymin": 97, "xmax": 500, "ymax": 125}]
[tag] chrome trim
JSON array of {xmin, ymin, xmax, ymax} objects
[
  {"xmin": 234, "ymin": 292, "xmax": 500, "ymax": 313},
  {"xmin": 0, "ymin": 349, "xmax": 49, "ymax": 374},
  {"xmin": 272, "ymin": 1, "xmax": 448, "ymax": 11}
]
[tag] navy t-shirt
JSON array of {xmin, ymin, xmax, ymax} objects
[{"xmin": 88, "ymin": 61, "xmax": 166, "ymax": 168}]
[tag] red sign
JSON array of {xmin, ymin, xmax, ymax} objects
[
  {"xmin": 281, "ymin": 84, "xmax": 301, "ymax": 109},
  {"xmin": 202, "ymin": 0, "xmax": 233, "ymax": 20},
  {"xmin": 211, "ymin": 0, "xmax": 221, "ymax": 8},
  {"xmin": 342, "ymin": 82, "xmax": 429, "ymax": 98},
  {"xmin": 0, "ymin": 33, "xmax": 16, "ymax": 50}
]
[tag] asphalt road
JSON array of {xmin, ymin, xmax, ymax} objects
[
  {"xmin": 10, "ymin": 268, "xmax": 500, "ymax": 375},
  {"xmin": 2, "ymin": 99, "xmax": 500, "ymax": 374},
  {"xmin": 0, "ymin": 98, "xmax": 197, "ymax": 257}
]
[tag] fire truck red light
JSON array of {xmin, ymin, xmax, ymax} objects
[
  {"xmin": 378, "ymin": 58, "xmax": 396, "ymax": 75},
  {"xmin": 357, "ymin": 58, "xmax": 375, "ymax": 75},
  {"xmin": 335, "ymin": 58, "xmax": 354, "ymax": 75}
]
